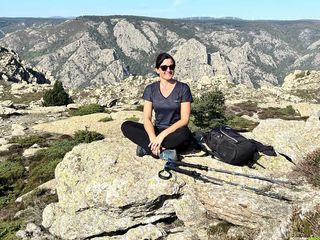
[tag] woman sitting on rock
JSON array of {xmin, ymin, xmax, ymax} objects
[{"xmin": 121, "ymin": 52, "xmax": 193, "ymax": 160}]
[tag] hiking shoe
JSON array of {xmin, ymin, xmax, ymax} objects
[
  {"xmin": 136, "ymin": 145, "xmax": 148, "ymax": 157},
  {"xmin": 159, "ymin": 149, "xmax": 178, "ymax": 161}
]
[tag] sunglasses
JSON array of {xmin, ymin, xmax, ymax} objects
[{"xmin": 159, "ymin": 64, "xmax": 175, "ymax": 71}]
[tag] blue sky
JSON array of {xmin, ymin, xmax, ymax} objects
[{"xmin": 2, "ymin": 0, "xmax": 320, "ymax": 20}]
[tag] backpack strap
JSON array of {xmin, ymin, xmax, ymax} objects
[
  {"xmin": 250, "ymin": 139, "xmax": 277, "ymax": 156},
  {"xmin": 250, "ymin": 139, "xmax": 294, "ymax": 164},
  {"xmin": 276, "ymin": 152, "xmax": 295, "ymax": 165}
]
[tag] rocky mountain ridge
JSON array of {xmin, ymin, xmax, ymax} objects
[{"xmin": 1, "ymin": 16, "xmax": 320, "ymax": 88}]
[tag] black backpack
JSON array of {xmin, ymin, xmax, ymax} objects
[{"xmin": 194, "ymin": 125, "xmax": 281, "ymax": 166}]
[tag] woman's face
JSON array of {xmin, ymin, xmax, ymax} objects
[{"xmin": 156, "ymin": 58, "xmax": 175, "ymax": 81}]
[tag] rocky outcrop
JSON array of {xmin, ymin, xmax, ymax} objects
[
  {"xmin": 249, "ymin": 114, "xmax": 320, "ymax": 164},
  {"xmin": 281, "ymin": 70, "xmax": 320, "ymax": 103},
  {"xmin": 113, "ymin": 19, "xmax": 154, "ymax": 60},
  {"xmin": 38, "ymin": 110, "xmax": 320, "ymax": 240},
  {"xmin": 0, "ymin": 47, "xmax": 50, "ymax": 84},
  {"xmin": 171, "ymin": 39, "xmax": 212, "ymax": 82},
  {"xmin": 282, "ymin": 70, "xmax": 320, "ymax": 91},
  {"xmin": 210, "ymin": 52, "xmax": 233, "ymax": 82}
]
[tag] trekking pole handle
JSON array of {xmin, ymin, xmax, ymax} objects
[
  {"xmin": 168, "ymin": 160, "xmax": 208, "ymax": 171},
  {"xmin": 165, "ymin": 164, "xmax": 202, "ymax": 179}
]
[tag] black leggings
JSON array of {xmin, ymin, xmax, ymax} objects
[{"xmin": 121, "ymin": 121, "xmax": 192, "ymax": 155}]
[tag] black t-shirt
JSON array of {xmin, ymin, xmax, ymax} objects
[{"xmin": 142, "ymin": 80, "xmax": 193, "ymax": 129}]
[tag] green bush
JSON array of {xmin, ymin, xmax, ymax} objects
[
  {"xmin": 135, "ymin": 104, "xmax": 144, "ymax": 111},
  {"xmin": 225, "ymin": 113, "xmax": 259, "ymax": 132},
  {"xmin": 0, "ymin": 179, "xmax": 25, "ymax": 210},
  {"xmin": 43, "ymin": 80, "xmax": 72, "ymax": 107},
  {"xmin": 68, "ymin": 104, "xmax": 104, "ymax": 116},
  {"xmin": 0, "ymin": 161, "xmax": 25, "ymax": 185},
  {"xmin": 9, "ymin": 135, "xmax": 47, "ymax": 148},
  {"xmin": 258, "ymin": 105, "xmax": 302, "ymax": 120},
  {"xmin": 74, "ymin": 130, "xmax": 105, "ymax": 143},
  {"xmin": 191, "ymin": 89, "xmax": 226, "ymax": 129},
  {"xmin": 24, "ymin": 139, "xmax": 77, "ymax": 192},
  {"xmin": 32, "ymin": 139, "xmax": 77, "ymax": 162},
  {"xmin": 229, "ymin": 101, "xmax": 258, "ymax": 117},
  {"xmin": 0, "ymin": 219, "xmax": 23, "ymax": 240},
  {"xmin": 125, "ymin": 115, "xmax": 140, "ymax": 122},
  {"xmin": 26, "ymin": 159, "xmax": 61, "ymax": 191}
]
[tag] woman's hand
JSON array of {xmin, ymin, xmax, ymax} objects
[{"xmin": 148, "ymin": 134, "xmax": 165, "ymax": 156}]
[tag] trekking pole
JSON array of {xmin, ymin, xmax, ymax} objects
[
  {"xmin": 167, "ymin": 160, "xmax": 295, "ymax": 186},
  {"xmin": 159, "ymin": 162, "xmax": 292, "ymax": 202}
]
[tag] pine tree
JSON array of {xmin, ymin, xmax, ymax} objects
[
  {"xmin": 43, "ymin": 81, "xmax": 72, "ymax": 106},
  {"xmin": 192, "ymin": 89, "xmax": 226, "ymax": 129}
]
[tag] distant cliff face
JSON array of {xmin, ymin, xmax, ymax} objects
[
  {"xmin": 0, "ymin": 47, "xmax": 49, "ymax": 84},
  {"xmin": 1, "ymin": 16, "xmax": 320, "ymax": 88}
]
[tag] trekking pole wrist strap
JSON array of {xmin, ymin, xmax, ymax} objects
[{"xmin": 158, "ymin": 168, "xmax": 172, "ymax": 180}]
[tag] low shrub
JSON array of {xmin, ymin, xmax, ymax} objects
[
  {"xmin": 22, "ymin": 131, "xmax": 103, "ymax": 192},
  {"xmin": 98, "ymin": 116, "xmax": 113, "ymax": 122},
  {"xmin": 135, "ymin": 104, "xmax": 144, "ymax": 111},
  {"xmin": 293, "ymin": 148, "xmax": 320, "ymax": 188},
  {"xmin": 25, "ymin": 159, "xmax": 61, "ymax": 192},
  {"xmin": 9, "ymin": 135, "xmax": 48, "ymax": 148},
  {"xmin": 17, "ymin": 188, "xmax": 59, "ymax": 225},
  {"xmin": 23, "ymin": 138, "xmax": 77, "ymax": 192},
  {"xmin": 225, "ymin": 113, "xmax": 259, "ymax": 132},
  {"xmin": 188, "ymin": 115, "xmax": 200, "ymax": 132},
  {"xmin": 293, "ymin": 89, "xmax": 320, "ymax": 103},
  {"xmin": 0, "ymin": 179, "xmax": 25, "ymax": 211},
  {"xmin": 0, "ymin": 161, "xmax": 25, "ymax": 185},
  {"xmin": 228, "ymin": 101, "xmax": 258, "ymax": 117},
  {"xmin": 229, "ymin": 102, "xmax": 307, "ymax": 121},
  {"xmin": 0, "ymin": 134, "xmax": 86, "ymax": 238},
  {"xmin": 290, "ymin": 205, "xmax": 320, "ymax": 238},
  {"xmin": 74, "ymin": 130, "xmax": 105, "ymax": 143},
  {"xmin": 258, "ymin": 105, "xmax": 303, "ymax": 120},
  {"xmin": 32, "ymin": 139, "xmax": 77, "ymax": 162},
  {"xmin": 68, "ymin": 103, "xmax": 104, "ymax": 116},
  {"xmin": 0, "ymin": 219, "xmax": 23, "ymax": 240},
  {"xmin": 125, "ymin": 115, "xmax": 140, "ymax": 122}
]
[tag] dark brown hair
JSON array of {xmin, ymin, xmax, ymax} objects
[{"xmin": 155, "ymin": 53, "xmax": 175, "ymax": 68}]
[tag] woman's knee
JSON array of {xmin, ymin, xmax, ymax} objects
[
  {"xmin": 121, "ymin": 121, "xmax": 144, "ymax": 136},
  {"xmin": 175, "ymin": 127, "xmax": 192, "ymax": 140},
  {"xmin": 121, "ymin": 120, "xmax": 135, "ymax": 135}
]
